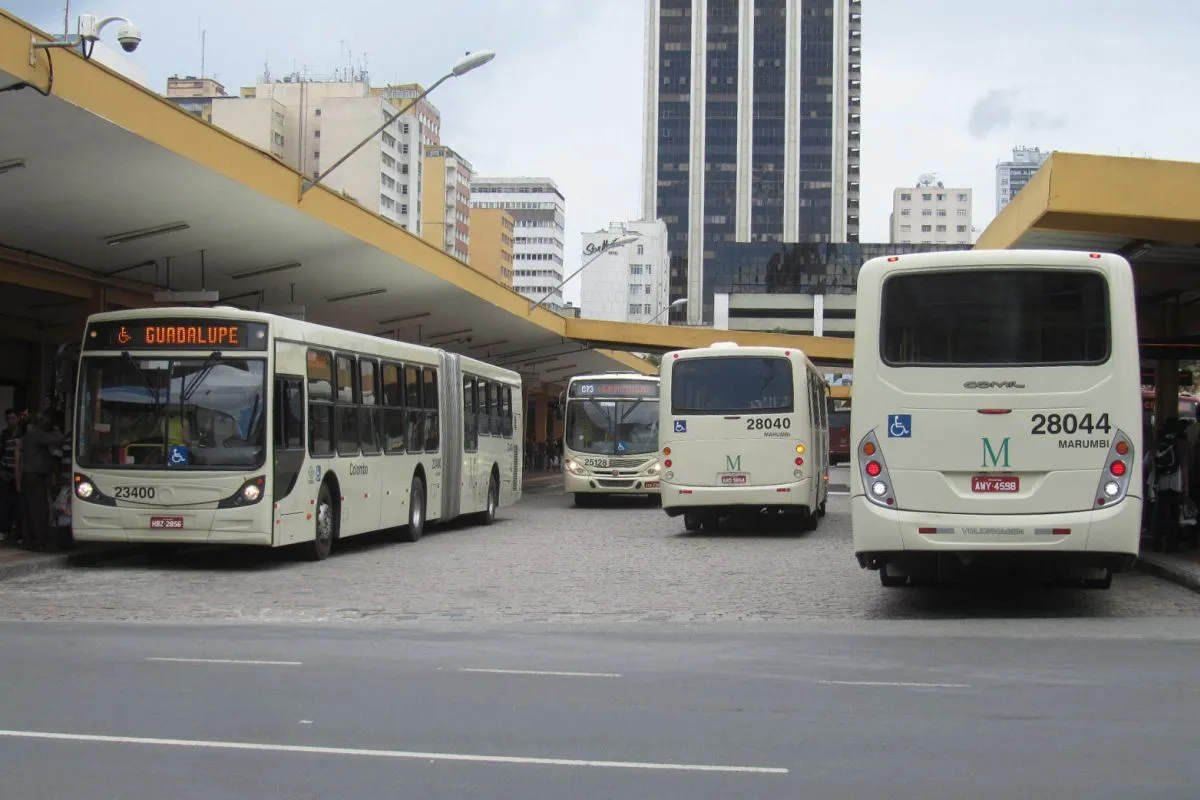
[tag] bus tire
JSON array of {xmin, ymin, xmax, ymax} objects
[
  {"xmin": 399, "ymin": 474, "xmax": 426, "ymax": 542},
  {"xmin": 1082, "ymin": 568, "xmax": 1113, "ymax": 590},
  {"xmin": 479, "ymin": 471, "xmax": 499, "ymax": 525},
  {"xmin": 574, "ymin": 493, "xmax": 594, "ymax": 508},
  {"xmin": 683, "ymin": 512, "xmax": 701, "ymax": 532},
  {"xmin": 305, "ymin": 482, "xmax": 336, "ymax": 562},
  {"xmin": 879, "ymin": 565, "xmax": 907, "ymax": 588}
]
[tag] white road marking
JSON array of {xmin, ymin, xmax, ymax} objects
[
  {"xmin": 0, "ymin": 730, "xmax": 789, "ymax": 775},
  {"xmin": 458, "ymin": 668, "xmax": 622, "ymax": 678},
  {"xmin": 819, "ymin": 680, "xmax": 970, "ymax": 689},
  {"xmin": 146, "ymin": 657, "xmax": 302, "ymax": 667},
  {"xmin": 827, "ymin": 490, "xmax": 850, "ymax": 496}
]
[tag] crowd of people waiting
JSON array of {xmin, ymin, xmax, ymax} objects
[
  {"xmin": 0, "ymin": 406, "xmax": 72, "ymax": 553},
  {"xmin": 1146, "ymin": 415, "xmax": 1200, "ymax": 554}
]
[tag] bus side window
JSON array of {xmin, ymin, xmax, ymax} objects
[
  {"xmin": 423, "ymin": 367, "xmax": 440, "ymax": 452},
  {"xmin": 502, "ymin": 386, "xmax": 513, "ymax": 437},
  {"xmin": 463, "ymin": 374, "xmax": 478, "ymax": 453},
  {"xmin": 335, "ymin": 354, "xmax": 359, "ymax": 457},
  {"xmin": 476, "ymin": 379, "xmax": 489, "ymax": 438},
  {"xmin": 273, "ymin": 376, "xmax": 304, "ymax": 451},
  {"xmin": 358, "ymin": 358, "xmax": 381, "ymax": 456},
  {"xmin": 404, "ymin": 365, "xmax": 423, "ymax": 453},
  {"xmin": 381, "ymin": 362, "xmax": 405, "ymax": 454},
  {"xmin": 489, "ymin": 381, "xmax": 500, "ymax": 436},
  {"xmin": 306, "ymin": 349, "xmax": 334, "ymax": 457}
]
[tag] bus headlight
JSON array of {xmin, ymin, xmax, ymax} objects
[
  {"xmin": 218, "ymin": 476, "xmax": 266, "ymax": 509},
  {"xmin": 647, "ymin": 462, "xmax": 662, "ymax": 475},
  {"xmin": 565, "ymin": 459, "xmax": 585, "ymax": 475},
  {"xmin": 74, "ymin": 476, "xmax": 95, "ymax": 500}
]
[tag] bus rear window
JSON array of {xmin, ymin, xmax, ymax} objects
[
  {"xmin": 880, "ymin": 269, "xmax": 1110, "ymax": 366},
  {"xmin": 829, "ymin": 410, "xmax": 850, "ymax": 429},
  {"xmin": 671, "ymin": 356, "xmax": 793, "ymax": 415}
]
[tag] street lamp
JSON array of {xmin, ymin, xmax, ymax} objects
[
  {"xmin": 528, "ymin": 233, "xmax": 641, "ymax": 314},
  {"xmin": 300, "ymin": 50, "xmax": 496, "ymax": 197},
  {"xmin": 647, "ymin": 297, "xmax": 688, "ymax": 325}
]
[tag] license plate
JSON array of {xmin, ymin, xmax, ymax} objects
[
  {"xmin": 971, "ymin": 475, "xmax": 1019, "ymax": 493},
  {"xmin": 645, "ymin": 481, "xmax": 659, "ymax": 489},
  {"xmin": 150, "ymin": 516, "xmax": 184, "ymax": 530},
  {"xmin": 719, "ymin": 473, "xmax": 749, "ymax": 485}
]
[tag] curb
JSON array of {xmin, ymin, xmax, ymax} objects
[
  {"xmin": 1135, "ymin": 553, "xmax": 1200, "ymax": 594},
  {"xmin": 0, "ymin": 544, "xmax": 148, "ymax": 582}
]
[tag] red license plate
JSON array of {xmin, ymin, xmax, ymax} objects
[
  {"xmin": 971, "ymin": 476, "xmax": 1019, "ymax": 493},
  {"xmin": 150, "ymin": 516, "xmax": 184, "ymax": 530}
]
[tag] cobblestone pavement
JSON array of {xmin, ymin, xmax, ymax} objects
[{"xmin": 1, "ymin": 469, "xmax": 1199, "ymax": 624}]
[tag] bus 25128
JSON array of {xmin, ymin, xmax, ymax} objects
[
  {"xmin": 71, "ymin": 307, "xmax": 522, "ymax": 561},
  {"xmin": 562, "ymin": 373, "xmax": 661, "ymax": 505}
]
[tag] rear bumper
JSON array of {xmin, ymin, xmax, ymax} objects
[
  {"xmin": 851, "ymin": 494, "xmax": 1141, "ymax": 565},
  {"xmin": 564, "ymin": 471, "xmax": 660, "ymax": 495},
  {"xmin": 662, "ymin": 478, "xmax": 815, "ymax": 515}
]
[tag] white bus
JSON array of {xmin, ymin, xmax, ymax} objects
[
  {"xmin": 851, "ymin": 249, "xmax": 1141, "ymax": 589},
  {"xmin": 658, "ymin": 343, "xmax": 830, "ymax": 532},
  {"xmin": 71, "ymin": 307, "xmax": 522, "ymax": 561},
  {"xmin": 562, "ymin": 373, "xmax": 661, "ymax": 505}
]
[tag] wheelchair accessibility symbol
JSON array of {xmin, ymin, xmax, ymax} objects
[
  {"xmin": 167, "ymin": 445, "xmax": 190, "ymax": 466},
  {"xmin": 674, "ymin": 420, "xmax": 687, "ymax": 434},
  {"xmin": 887, "ymin": 414, "xmax": 912, "ymax": 439}
]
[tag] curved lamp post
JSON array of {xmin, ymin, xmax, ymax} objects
[{"xmin": 529, "ymin": 233, "xmax": 641, "ymax": 314}]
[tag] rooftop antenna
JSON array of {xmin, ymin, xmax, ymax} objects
[
  {"xmin": 63, "ymin": 0, "xmax": 70, "ymax": 37},
  {"xmin": 201, "ymin": 29, "xmax": 206, "ymax": 78}
]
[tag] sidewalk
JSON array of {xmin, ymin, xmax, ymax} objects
[
  {"xmin": 0, "ymin": 541, "xmax": 144, "ymax": 581},
  {"xmin": 522, "ymin": 470, "xmax": 563, "ymax": 490},
  {"xmin": 1136, "ymin": 549, "xmax": 1200, "ymax": 594}
]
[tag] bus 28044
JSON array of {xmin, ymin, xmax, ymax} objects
[
  {"xmin": 850, "ymin": 249, "xmax": 1142, "ymax": 589},
  {"xmin": 658, "ymin": 342, "xmax": 831, "ymax": 533},
  {"xmin": 71, "ymin": 307, "xmax": 522, "ymax": 561}
]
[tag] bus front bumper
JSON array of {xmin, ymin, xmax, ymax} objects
[
  {"xmin": 564, "ymin": 470, "xmax": 661, "ymax": 495},
  {"xmin": 661, "ymin": 478, "xmax": 815, "ymax": 516},
  {"xmin": 851, "ymin": 494, "xmax": 1142, "ymax": 564},
  {"xmin": 73, "ymin": 505, "xmax": 272, "ymax": 546}
]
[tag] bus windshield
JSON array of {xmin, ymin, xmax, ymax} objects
[
  {"xmin": 566, "ymin": 397, "xmax": 659, "ymax": 455},
  {"xmin": 671, "ymin": 356, "xmax": 794, "ymax": 415},
  {"xmin": 76, "ymin": 356, "xmax": 267, "ymax": 469},
  {"xmin": 880, "ymin": 269, "xmax": 1110, "ymax": 367}
]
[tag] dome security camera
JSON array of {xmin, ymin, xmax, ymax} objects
[{"xmin": 115, "ymin": 22, "xmax": 141, "ymax": 52}]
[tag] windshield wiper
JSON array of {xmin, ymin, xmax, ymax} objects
[{"xmin": 181, "ymin": 351, "xmax": 223, "ymax": 405}]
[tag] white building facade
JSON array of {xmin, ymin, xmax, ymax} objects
[
  {"xmin": 580, "ymin": 219, "xmax": 671, "ymax": 324},
  {"xmin": 996, "ymin": 146, "xmax": 1050, "ymax": 214},
  {"xmin": 471, "ymin": 177, "xmax": 566, "ymax": 310},
  {"xmin": 889, "ymin": 182, "xmax": 973, "ymax": 245}
]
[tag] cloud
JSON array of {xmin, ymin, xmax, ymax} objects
[{"xmin": 966, "ymin": 89, "xmax": 1020, "ymax": 139}]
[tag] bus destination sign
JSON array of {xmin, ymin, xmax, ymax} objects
[
  {"xmin": 569, "ymin": 380, "xmax": 659, "ymax": 398},
  {"xmin": 83, "ymin": 318, "xmax": 270, "ymax": 351}
]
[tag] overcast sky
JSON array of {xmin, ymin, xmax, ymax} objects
[{"xmin": 11, "ymin": 0, "xmax": 1200, "ymax": 305}]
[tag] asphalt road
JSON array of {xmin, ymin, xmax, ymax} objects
[
  {"xmin": 2, "ymin": 620, "xmax": 1199, "ymax": 799},
  {"xmin": 1, "ymin": 467, "xmax": 1199, "ymax": 623}
]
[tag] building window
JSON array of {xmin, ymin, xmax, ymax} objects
[
  {"xmin": 637, "ymin": 244, "xmax": 644, "ymax": 255},
  {"xmin": 900, "ymin": 193, "xmax": 911, "ymax": 201},
  {"xmin": 936, "ymin": 224, "xmax": 947, "ymax": 232},
  {"xmin": 921, "ymin": 209, "xmax": 932, "ymax": 217},
  {"xmin": 957, "ymin": 225, "xmax": 968, "ymax": 233},
  {"xmin": 957, "ymin": 209, "xmax": 968, "ymax": 217},
  {"xmin": 628, "ymin": 304, "xmax": 641, "ymax": 315},
  {"xmin": 936, "ymin": 209, "xmax": 946, "ymax": 217},
  {"xmin": 957, "ymin": 193, "xmax": 969, "ymax": 202},
  {"xmin": 921, "ymin": 193, "xmax": 932, "ymax": 201},
  {"xmin": 900, "ymin": 209, "xmax": 910, "ymax": 217},
  {"xmin": 899, "ymin": 224, "xmax": 911, "ymax": 232},
  {"xmin": 921, "ymin": 225, "xmax": 932, "ymax": 232}
]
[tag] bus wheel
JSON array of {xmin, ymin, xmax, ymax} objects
[
  {"xmin": 480, "ymin": 472, "xmax": 499, "ymax": 525},
  {"xmin": 1082, "ymin": 568, "xmax": 1113, "ymax": 590},
  {"xmin": 399, "ymin": 475, "xmax": 426, "ymax": 542},
  {"xmin": 305, "ymin": 482, "xmax": 336, "ymax": 561},
  {"xmin": 683, "ymin": 512, "xmax": 701, "ymax": 532},
  {"xmin": 574, "ymin": 493, "xmax": 594, "ymax": 508},
  {"xmin": 879, "ymin": 565, "xmax": 908, "ymax": 588}
]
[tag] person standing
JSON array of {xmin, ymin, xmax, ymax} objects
[
  {"xmin": 0, "ymin": 408, "xmax": 21, "ymax": 545},
  {"xmin": 1152, "ymin": 417, "xmax": 1191, "ymax": 553},
  {"xmin": 18, "ymin": 412, "xmax": 65, "ymax": 552}
]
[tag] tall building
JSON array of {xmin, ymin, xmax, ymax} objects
[
  {"xmin": 167, "ymin": 76, "xmax": 428, "ymax": 233},
  {"xmin": 642, "ymin": 0, "xmax": 862, "ymax": 324},
  {"xmin": 890, "ymin": 180, "xmax": 972, "ymax": 245},
  {"xmin": 470, "ymin": 178, "xmax": 566, "ymax": 310},
  {"xmin": 996, "ymin": 146, "xmax": 1050, "ymax": 214},
  {"xmin": 422, "ymin": 145, "xmax": 474, "ymax": 262},
  {"xmin": 468, "ymin": 207, "xmax": 515, "ymax": 288},
  {"xmin": 371, "ymin": 84, "xmax": 442, "ymax": 148},
  {"xmin": 580, "ymin": 220, "xmax": 671, "ymax": 324}
]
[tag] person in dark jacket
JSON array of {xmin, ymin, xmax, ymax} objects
[{"xmin": 18, "ymin": 412, "xmax": 65, "ymax": 552}]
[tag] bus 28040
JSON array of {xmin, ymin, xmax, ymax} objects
[
  {"xmin": 562, "ymin": 373, "xmax": 661, "ymax": 505},
  {"xmin": 71, "ymin": 307, "xmax": 522, "ymax": 561},
  {"xmin": 658, "ymin": 343, "xmax": 831, "ymax": 533},
  {"xmin": 850, "ymin": 249, "xmax": 1142, "ymax": 589}
]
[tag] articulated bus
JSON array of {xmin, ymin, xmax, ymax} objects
[
  {"xmin": 71, "ymin": 307, "xmax": 522, "ymax": 561},
  {"xmin": 658, "ymin": 343, "xmax": 830, "ymax": 532},
  {"xmin": 851, "ymin": 250, "xmax": 1141, "ymax": 589},
  {"xmin": 562, "ymin": 373, "xmax": 661, "ymax": 505}
]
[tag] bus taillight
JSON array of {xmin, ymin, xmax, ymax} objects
[
  {"xmin": 857, "ymin": 430, "xmax": 898, "ymax": 509},
  {"xmin": 1094, "ymin": 429, "xmax": 1134, "ymax": 509},
  {"xmin": 1109, "ymin": 460, "xmax": 1127, "ymax": 477}
]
